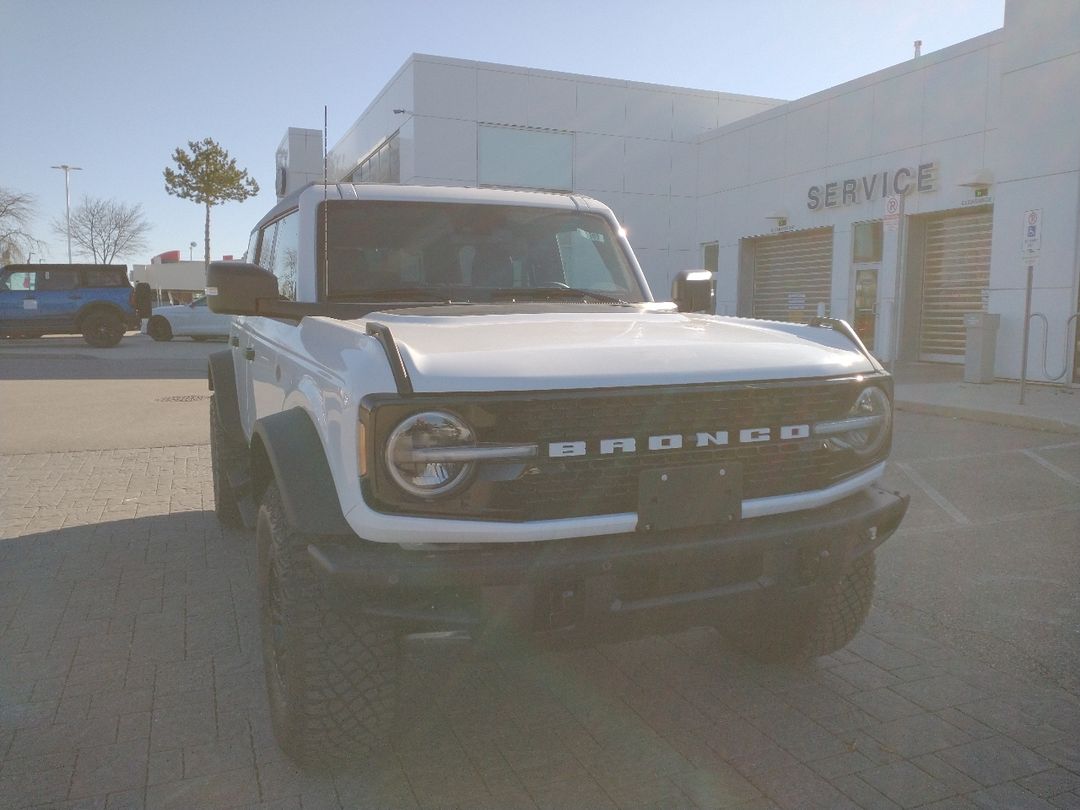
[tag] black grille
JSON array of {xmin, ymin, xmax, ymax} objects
[{"xmin": 368, "ymin": 377, "xmax": 886, "ymax": 521}]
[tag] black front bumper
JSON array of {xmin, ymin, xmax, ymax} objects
[{"xmin": 308, "ymin": 485, "xmax": 908, "ymax": 645}]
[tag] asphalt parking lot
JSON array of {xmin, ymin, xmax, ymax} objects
[{"xmin": 1, "ymin": 337, "xmax": 1078, "ymax": 809}]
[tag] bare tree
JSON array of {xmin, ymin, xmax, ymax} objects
[
  {"xmin": 52, "ymin": 196, "xmax": 151, "ymax": 264},
  {"xmin": 0, "ymin": 186, "xmax": 43, "ymax": 264}
]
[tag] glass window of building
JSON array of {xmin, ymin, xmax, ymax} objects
[
  {"xmin": 478, "ymin": 125, "xmax": 573, "ymax": 191},
  {"xmin": 853, "ymin": 221, "xmax": 883, "ymax": 263}
]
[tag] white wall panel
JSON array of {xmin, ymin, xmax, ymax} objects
[
  {"xmin": 989, "ymin": 173, "xmax": 1080, "ymax": 290},
  {"xmin": 412, "ymin": 117, "xmax": 477, "ymax": 183},
  {"xmin": 996, "ymin": 52, "xmax": 1080, "ymax": 181},
  {"xmin": 669, "ymin": 196, "xmax": 698, "ymax": 252},
  {"xmin": 784, "ymin": 101, "xmax": 829, "ymax": 176},
  {"xmin": 527, "ymin": 76, "xmax": 577, "ymax": 130},
  {"xmin": 826, "ymin": 88, "xmax": 874, "ymax": 165},
  {"xmin": 477, "ymin": 70, "xmax": 529, "ymax": 125},
  {"xmin": 715, "ymin": 128, "xmax": 750, "ymax": 191},
  {"xmin": 623, "ymin": 138, "xmax": 671, "ymax": 195},
  {"xmin": 576, "ymin": 81, "xmax": 627, "ymax": 135},
  {"xmin": 747, "ymin": 118, "xmax": 786, "ymax": 184},
  {"xmin": 718, "ymin": 98, "xmax": 779, "ymax": 128},
  {"xmin": 871, "ymin": 70, "xmax": 924, "ymax": 155},
  {"xmin": 413, "ymin": 61, "xmax": 477, "ymax": 120},
  {"xmin": 922, "ymin": 49, "xmax": 989, "ymax": 144},
  {"xmin": 673, "ymin": 94, "xmax": 719, "ymax": 141},
  {"xmin": 670, "ymin": 142, "xmax": 697, "ymax": 198},
  {"xmin": 574, "ymin": 132, "xmax": 623, "ymax": 193},
  {"xmin": 617, "ymin": 193, "xmax": 669, "ymax": 250},
  {"xmin": 625, "ymin": 88, "xmax": 673, "ymax": 140}
]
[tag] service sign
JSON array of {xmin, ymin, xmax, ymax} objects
[{"xmin": 807, "ymin": 162, "xmax": 937, "ymax": 211}]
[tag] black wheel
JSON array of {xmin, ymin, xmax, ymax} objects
[
  {"xmin": 210, "ymin": 396, "xmax": 245, "ymax": 528},
  {"xmin": 148, "ymin": 316, "xmax": 173, "ymax": 342},
  {"xmin": 257, "ymin": 482, "xmax": 398, "ymax": 769},
  {"xmin": 726, "ymin": 552, "xmax": 876, "ymax": 663},
  {"xmin": 81, "ymin": 311, "xmax": 124, "ymax": 347}
]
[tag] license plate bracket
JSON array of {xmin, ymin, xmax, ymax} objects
[{"xmin": 638, "ymin": 462, "xmax": 743, "ymax": 533}]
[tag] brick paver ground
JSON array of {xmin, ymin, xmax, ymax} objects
[{"xmin": 1, "ymin": 447, "xmax": 1078, "ymax": 809}]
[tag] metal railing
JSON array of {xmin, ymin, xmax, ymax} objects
[{"xmin": 1019, "ymin": 265, "xmax": 1080, "ymax": 402}]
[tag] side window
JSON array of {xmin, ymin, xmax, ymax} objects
[
  {"xmin": 256, "ymin": 221, "xmax": 278, "ymax": 273},
  {"xmin": 38, "ymin": 269, "xmax": 79, "ymax": 291},
  {"xmin": 245, "ymin": 229, "xmax": 259, "ymax": 264},
  {"xmin": 83, "ymin": 269, "xmax": 125, "ymax": 287},
  {"xmin": 271, "ymin": 211, "xmax": 299, "ymax": 300},
  {"xmin": 4, "ymin": 271, "xmax": 37, "ymax": 291}
]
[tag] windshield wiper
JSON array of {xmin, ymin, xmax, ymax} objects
[{"xmin": 490, "ymin": 287, "xmax": 632, "ymax": 305}]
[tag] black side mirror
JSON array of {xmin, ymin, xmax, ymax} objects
[
  {"xmin": 206, "ymin": 261, "xmax": 278, "ymax": 315},
  {"xmin": 672, "ymin": 270, "xmax": 716, "ymax": 313}
]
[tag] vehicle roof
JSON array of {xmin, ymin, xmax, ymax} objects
[
  {"xmin": 2, "ymin": 263, "xmax": 125, "ymax": 273},
  {"xmin": 252, "ymin": 183, "xmax": 614, "ymax": 233}
]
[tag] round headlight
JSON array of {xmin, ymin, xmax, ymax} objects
[
  {"xmin": 832, "ymin": 386, "xmax": 892, "ymax": 456},
  {"xmin": 385, "ymin": 411, "xmax": 476, "ymax": 498}
]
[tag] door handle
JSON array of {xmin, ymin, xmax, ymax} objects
[
  {"xmin": 244, "ymin": 347, "xmax": 255, "ymax": 361},
  {"xmin": 230, "ymin": 335, "xmax": 239, "ymax": 347}
]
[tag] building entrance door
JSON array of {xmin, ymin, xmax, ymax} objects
[{"xmin": 853, "ymin": 267, "xmax": 878, "ymax": 351}]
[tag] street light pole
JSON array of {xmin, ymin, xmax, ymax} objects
[{"xmin": 50, "ymin": 164, "xmax": 83, "ymax": 263}]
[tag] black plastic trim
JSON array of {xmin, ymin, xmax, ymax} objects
[
  {"xmin": 207, "ymin": 350, "xmax": 244, "ymax": 443},
  {"xmin": 252, "ymin": 408, "xmax": 353, "ymax": 535},
  {"xmin": 307, "ymin": 485, "xmax": 909, "ymax": 638},
  {"xmin": 365, "ymin": 321, "xmax": 413, "ymax": 396}
]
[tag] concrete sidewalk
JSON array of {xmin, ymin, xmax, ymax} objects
[{"xmin": 893, "ymin": 362, "xmax": 1080, "ymax": 435}]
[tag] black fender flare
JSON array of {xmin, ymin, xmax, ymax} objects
[
  {"xmin": 207, "ymin": 350, "xmax": 244, "ymax": 442},
  {"xmin": 251, "ymin": 408, "xmax": 353, "ymax": 536}
]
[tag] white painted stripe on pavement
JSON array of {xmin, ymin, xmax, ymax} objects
[
  {"xmin": 1021, "ymin": 448, "xmax": 1080, "ymax": 487},
  {"xmin": 895, "ymin": 462, "xmax": 973, "ymax": 526}
]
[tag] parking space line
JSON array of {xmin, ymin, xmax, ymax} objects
[
  {"xmin": 1021, "ymin": 448, "xmax": 1080, "ymax": 487},
  {"xmin": 895, "ymin": 462, "xmax": 973, "ymax": 526}
]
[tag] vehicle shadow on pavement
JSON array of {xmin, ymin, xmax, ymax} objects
[{"xmin": 3, "ymin": 512, "xmax": 1078, "ymax": 809}]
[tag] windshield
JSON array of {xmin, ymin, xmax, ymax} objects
[{"xmin": 319, "ymin": 201, "xmax": 645, "ymax": 303}]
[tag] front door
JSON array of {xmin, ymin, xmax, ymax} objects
[{"xmin": 853, "ymin": 267, "xmax": 878, "ymax": 351}]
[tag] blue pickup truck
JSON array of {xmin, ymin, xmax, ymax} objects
[{"xmin": 0, "ymin": 264, "xmax": 151, "ymax": 347}]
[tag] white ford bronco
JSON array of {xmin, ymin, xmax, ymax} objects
[{"xmin": 207, "ymin": 183, "xmax": 908, "ymax": 766}]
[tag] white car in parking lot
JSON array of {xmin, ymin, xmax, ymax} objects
[{"xmin": 146, "ymin": 296, "xmax": 232, "ymax": 341}]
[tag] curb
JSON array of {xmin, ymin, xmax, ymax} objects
[{"xmin": 895, "ymin": 399, "xmax": 1080, "ymax": 436}]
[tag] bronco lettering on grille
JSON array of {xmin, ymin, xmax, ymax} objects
[{"xmin": 548, "ymin": 424, "xmax": 811, "ymax": 458}]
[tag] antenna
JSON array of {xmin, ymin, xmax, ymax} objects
[{"xmin": 323, "ymin": 104, "xmax": 329, "ymax": 299}]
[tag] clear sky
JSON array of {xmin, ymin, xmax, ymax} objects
[{"xmin": 1, "ymin": 0, "xmax": 1005, "ymax": 265}]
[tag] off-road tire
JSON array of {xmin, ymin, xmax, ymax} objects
[
  {"xmin": 81, "ymin": 310, "xmax": 124, "ymax": 348},
  {"xmin": 727, "ymin": 552, "xmax": 876, "ymax": 663},
  {"xmin": 209, "ymin": 396, "xmax": 245, "ymax": 528},
  {"xmin": 257, "ymin": 482, "xmax": 398, "ymax": 769},
  {"xmin": 147, "ymin": 316, "xmax": 173, "ymax": 342}
]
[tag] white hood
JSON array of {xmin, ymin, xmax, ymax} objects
[{"xmin": 361, "ymin": 310, "xmax": 876, "ymax": 392}]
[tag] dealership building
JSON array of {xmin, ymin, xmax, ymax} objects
[{"xmin": 276, "ymin": 0, "xmax": 1080, "ymax": 385}]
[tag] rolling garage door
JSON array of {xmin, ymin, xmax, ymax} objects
[
  {"xmin": 752, "ymin": 228, "xmax": 833, "ymax": 322},
  {"xmin": 918, "ymin": 209, "xmax": 993, "ymax": 362}
]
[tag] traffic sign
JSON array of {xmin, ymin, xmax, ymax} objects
[{"xmin": 1022, "ymin": 208, "xmax": 1042, "ymax": 255}]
